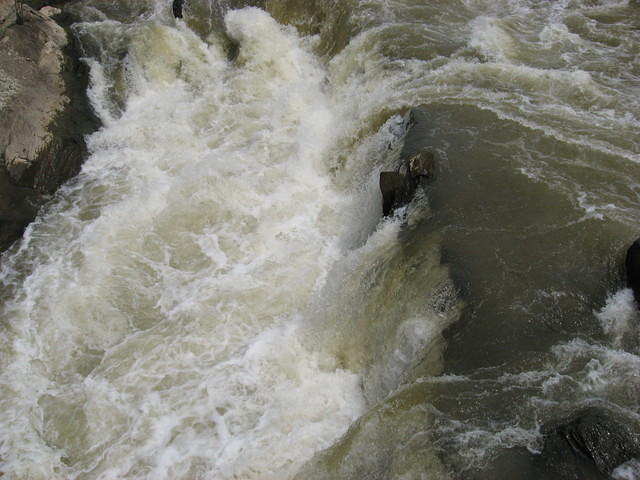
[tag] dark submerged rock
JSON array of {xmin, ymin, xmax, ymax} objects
[
  {"xmin": 379, "ymin": 171, "xmax": 405, "ymax": 217},
  {"xmin": 534, "ymin": 407, "xmax": 640, "ymax": 479},
  {"xmin": 625, "ymin": 238, "xmax": 640, "ymax": 303},
  {"xmin": 172, "ymin": 0, "xmax": 184, "ymax": 18}
]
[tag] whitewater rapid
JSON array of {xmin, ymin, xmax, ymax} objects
[
  {"xmin": 2, "ymin": 0, "xmax": 640, "ymax": 478},
  {"xmin": 0, "ymin": 5, "xmax": 454, "ymax": 479}
]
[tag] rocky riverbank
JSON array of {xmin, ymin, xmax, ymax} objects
[{"xmin": 0, "ymin": 0, "xmax": 97, "ymax": 252}]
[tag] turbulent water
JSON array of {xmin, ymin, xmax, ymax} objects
[{"xmin": 1, "ymin": 0, "xmax": 640, "ymax": 478}]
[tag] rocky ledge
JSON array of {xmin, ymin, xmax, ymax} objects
[{"xmin": 0, "ymin": 0, "xmax": 98, "ymax": 252}]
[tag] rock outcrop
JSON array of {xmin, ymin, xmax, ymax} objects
[
  {"xmin": 534, "ymin": 407, "xmax": 640, "ymax": 479},
  {"xmin": 380, "ymin": 108, "xmax": 435, "ymax": 216},
  {"xmin": 0, "ymin": 0, "xmax": 97, "ymax": 251}
]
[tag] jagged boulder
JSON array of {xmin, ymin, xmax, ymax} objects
[
  {"xmin": 534, "ymin": 407, "xmax": 640, "ymax": 479},
  {"xmin": 1, "ymin": 4, "xmax": 67, "ymax": 186},
  {"xmin": 0, "ymin": 0, "xmax": 97, "ymax": 251},
  {"xmin": 380, "ymin": 150, "xmax": 435, "ymax": 216}
]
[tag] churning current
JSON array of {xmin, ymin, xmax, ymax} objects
[{"xmin": 1, "ymin": 0, "xmax": 640, "ymax": 479}]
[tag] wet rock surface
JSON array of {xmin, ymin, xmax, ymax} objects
[
  {"xmin": 380, "ymin": 108, "xmax": 435, "ymax": 216},
  {"xmin": 0, "ymin": 0, "xmax": 98, "ymax": 251},
  {"xmin": 534, "ymin": 407, "xmax": 640, "ymax": 479}
]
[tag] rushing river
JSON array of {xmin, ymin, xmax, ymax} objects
[{"xmin": 1, "ymin": 0, "xmax": 640, "ymax": 478}]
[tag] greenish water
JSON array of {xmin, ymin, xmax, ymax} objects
[{"xmin": 1, "ymin": 0, "xmax": 639, "ymax": 478}]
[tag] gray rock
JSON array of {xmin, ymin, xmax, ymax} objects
[
  {"xmin": 0, "ymin": 0, "xmax": 98, "ymax": 251},
  {"xmin": 1, "ymin": 3, "xmax": 66, "ymax": 186},
  {"xmin": 0, "ymin": 1, "xmax": 14, "ymax": 33}
]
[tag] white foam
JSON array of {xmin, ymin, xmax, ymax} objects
[
  {"xmin": 453, "ymin": 425, "xmax": 542, "ymax": 467},
  {"xmin": 614, "ymin": 459, "xmax": 640, "ymax": 480},
  {"xmin": 551, "ymin": 339, "xmax": 640, "ymax": 400},
  {"xmin": 469, "ymin": 16, "xmax": 516, "ymax": 63},
  {"xmin": 539, "ymin": 23, "xmax": 584, "ymax": 48},
  {"xmin": 576, "ymin": 190, "xmax": 620, "ymax": 221},
  {"xmin": 595, "ymin": 288, "xmax": 638, "ymax": 346},
  {"xmin": 0, "ymin": 7, "xmax": 381, "ymax": 479}
]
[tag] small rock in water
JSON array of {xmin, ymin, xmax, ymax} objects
[
  {"xmin": 380, "ymin": 150, "xmax": 435, "ymax": 216},
  {"xmin": 172, "ymin": 0, "xmax": 184, "ymax": 18},
  {"xmin": 535, "ymin": 407, "xmax": 640, "ymax": 480}
]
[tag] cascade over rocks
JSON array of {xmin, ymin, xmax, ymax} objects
[
  {"xmin": 380, "ymin": 108, "xmax": 435, "ymax": 216},
  {"xmin": 0, "ymin": 0, "xmax": 98, "ymax": 251},
  {"xmin": 533, "ymin": 407, "xmax": 640, "ymax": 479}
]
